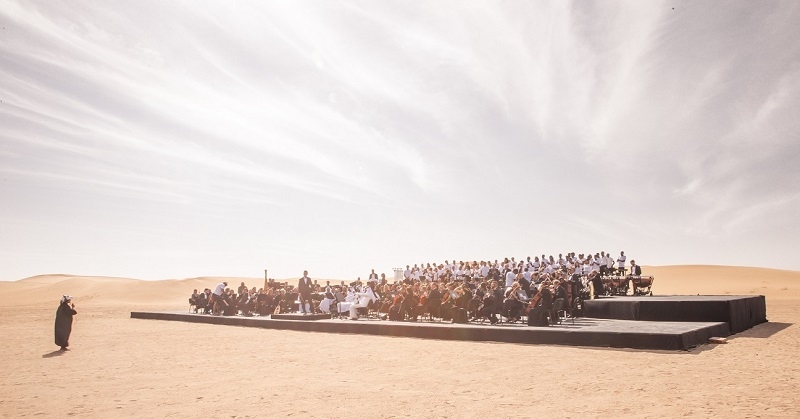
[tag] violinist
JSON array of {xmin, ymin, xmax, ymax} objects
[{"xmin": 503, "ymin": 282, "xmax": 525, "ymax": 322}]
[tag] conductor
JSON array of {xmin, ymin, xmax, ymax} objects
[{"xmin": 298, "ymin": 270, "xmax": 314, "ymax": 314}]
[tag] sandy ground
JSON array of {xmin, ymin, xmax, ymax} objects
[{"xmin": 1, "ymin": 265, "xmax": 798, "ymax": 418}]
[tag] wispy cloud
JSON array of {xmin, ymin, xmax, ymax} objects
[{"xmin": 1, "ymin": 0, "xmax": 798, "ymax": 279}]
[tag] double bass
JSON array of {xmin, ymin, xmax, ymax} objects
[{"xmin": 524, "ymin": 286, "xmax": 547, "ymax": 315}]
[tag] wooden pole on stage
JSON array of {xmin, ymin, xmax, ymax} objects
[{"xmin": 264, "ymin": 269, "xmax": 268, "ymax": 290}]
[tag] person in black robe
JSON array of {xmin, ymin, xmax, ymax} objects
[{"xmin": 55, "ymin": 295, "xmax": 77, "ymax": 350}]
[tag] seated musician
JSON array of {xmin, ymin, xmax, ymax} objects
[
  {"xmin": 490, "ymin": 280, "xmax": 505, "ymax": 324},
  {"xmin": 401, "ymin": 286, "xmax": 420, "ymax": 321},
  {"xmin": 527, "ymin": 283, "xmax": 554, "ymax": 327},
  {"xmin": 194, "ymin": 289, "xmax": 209, "ymax": 314},
  {"xmin": 349, "ymin": 283, "xmax": 378, "ymax": 320},
  {"xmin": 189, "ymin": 289, "xmax": 199, "ymax": 309},
  {"xmin": 388, "ymin": 285, "xmax": 405, "ymax": 321},
  {"xmin": 628, "ymin": 260, "xmax": 642, "ymax": 277},
  {"xmin": 587, "ymin": 269, "xmax": 604, "ymax": 297},
  {"xmin": 223, "ymin": 289, "xmax": 237, "ymax": 316},
  {"xmin": 553, "ymin": 279, "xmax": 568, "ymax": 303},
  {"xmin": 467, "ymin": 282, "xmax": 485, "ymax": 320},
  {"xmin": 438, "ymin": 283, "xmax": 458, "ymax": 321},
  {"xmin": 202, "ymin": 288, "xmax": 213, "ymax": 313},
  {"xmin": 419, "ymin": 284, "xmax": 430, "ymax": 317},
  {"xmin": 502, "ymin": 282, "xmax": 525, "ymax": 322},
  {"xmin": 426, "ymin": 282, "xmax": 442, "ymax": 319}
]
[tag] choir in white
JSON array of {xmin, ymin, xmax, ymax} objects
[{"xmin": 397, "ymin": 250, "xmax": 631, "ymax": 284}]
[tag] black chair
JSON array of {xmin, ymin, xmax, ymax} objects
[
  {"xmin": 550, "ymin": 298, "xmax": 565, "ymax": 325},
  {"xmin": 466, "ymin": 297, "xmax": 481, "ymax": 320},
  {"xmin": 427, "ymin": 299, "xmax": 441, "ymax": 322}
]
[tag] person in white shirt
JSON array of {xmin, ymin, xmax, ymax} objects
[
  {"xmin": 404, "ymin": 265, "xmax": 411, "ymax": 281},
  {"xmin": 213, "ymin": 281, "xmax": 227, "ymax": 297},
  {"xmin": 617, "ymin": 251, "xmax": 627, "ymax": 275},
  {"xmin": 505, "ymin": 269, "xmax": 517, "ymax": 288},
  {"xmin": 582, "ymin": 260, "xmax": 592, "ymax": 276},
  {"xmin": 522, "ymin": 268, "xmax": 532, "ymax": 283},
  {"xmin": 606, "ymin": 252, "xmax": 615, "ymax": 271},
  {"xmin": 349, "ymin": 284, "xmax": 377, "ymax": 320},
  {"xmin": 599, "ymin": 252, "xmax": 608, "ymax": 275},
  {"xmin": 591, "ymin": 254, "xmax": 601, "ymax": 272},
  {"xmin": 545, "ymin": 263, "xmax": 555, "ymax": 275}
]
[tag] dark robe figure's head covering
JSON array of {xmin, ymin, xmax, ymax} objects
[{"xmin": 60, "ymin": 295, "xmax": 72, "ymax": 304}]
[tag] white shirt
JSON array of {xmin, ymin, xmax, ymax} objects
[
  {"xmin": 582, "ymin": 263, "xmax": 592, "ymax": 275},
  {"xmin": 617, "ymin": 254, "xmax": 627, "ymax": 268},
  {"xmin": 213, "ymin": 283, "xmax": 226, "ymax": 296},
  {"xmin": 505, "ymin": 271, "xmax": 516, "ymax": 288}
]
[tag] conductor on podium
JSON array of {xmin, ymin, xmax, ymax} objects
[{"xmin": 298, "ymin": 270, "xmax": 314, "ymax": 314}]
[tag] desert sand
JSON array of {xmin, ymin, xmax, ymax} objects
[{"xmin": 1, "ymin": 265, "xmax": 798, "ymax": 418}]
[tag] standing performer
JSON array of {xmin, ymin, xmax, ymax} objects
[
  {"xmin": 55, "ymin": 295, "xmax": 77, "ymax": 351},
  {"xmin": 617, "ymin": 251, "xmax": 627, "ymax": 276},
  {"xmin": 298, "ymin": 270, "xmax": 314, "ymax": 314}
]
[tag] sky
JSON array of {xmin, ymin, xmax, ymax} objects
[{"xmin": 1, "ymin": 1, "xmax": 799, "ymax": 281}]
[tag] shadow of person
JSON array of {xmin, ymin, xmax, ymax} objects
[{"xmin": 42, "ymin": 350, "xmax": 67, "ymax": 358}]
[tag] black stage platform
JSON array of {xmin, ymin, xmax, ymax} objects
[
  {"xmin": 271, "ymin": 313, "xmax": 331, "ymax": 321},
  {"xmin": 583, "ymin": 295, "xmax": 766, "ymax": 334},
  {"xmin": 131, "ymin": 311, "xmax": 731, "ymax": 351}
]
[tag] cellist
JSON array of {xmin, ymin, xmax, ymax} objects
[{"xmin": 526, "ymin": 282, "xmax": 554, "ymax": 327}]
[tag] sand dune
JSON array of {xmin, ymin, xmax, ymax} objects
[{"xmin": 1, "ymin": 265, "xmax": 799, "ymax": 418}]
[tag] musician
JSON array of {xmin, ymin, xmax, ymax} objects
[
  {"xmin": 490, "ymin": 280, "xmax": 504, "ymax": 324},
  {"xmin": 439, "ymin": 283, "xmax": 459, "ymax": 321},
  {"xmin": 617, "ymin": 251, "xmax": 627, "ymax": 276},
  {"xmin": 401, "ymin": 286, "xmax": 420, "ymax": 321},
  {"xmin": 629, "ymin": 260, "xmax": 642, "ymax": 277},
  {"xmin": 388, "ymin": 285, "xmax": 405, "ymax": 320},
  {"xmin": 426, "ymin": 282, "xmax": 442, "ymax": 319},
  {"xmin": 527, "ymin": 284, "xmax": 554, "ymax": 327},
  {"xmin": 349, "ymin": 283, "xmax": 378, "ymax": 320},
  {"xmin": 587, "ymin": 269, "xmax": 604, "ymax": 297},
  {"xmin": 468, "ymin": 282, "xmax": 485, "ymax": 320},
  {"xmin": 298, "ymin": 270, "xmax": 314, "ymax": 314},
  {"xmin": 553, "ymin": 279, "xmax": 568, "ymax": 303},
  {"xmin": 503, "ymin": 282, "xmax": 525, "ymax": 322}
]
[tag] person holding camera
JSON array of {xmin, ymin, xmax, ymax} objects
[{"xmin": 55, "ymin": 295, "xmax": 77, "ymax": 351}]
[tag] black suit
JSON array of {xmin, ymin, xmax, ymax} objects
[{"xmin": 298, "ymin": 276, "xmax": 314, "ymax": 313}]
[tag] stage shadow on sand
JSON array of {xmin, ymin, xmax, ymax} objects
[
  {"xmin": 42, "ymin": 350, "xmax": 67, "ymax": 358},
  {"xmin": 731, "ymin": 322, "xmax": 792, "ymax": 339}
]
